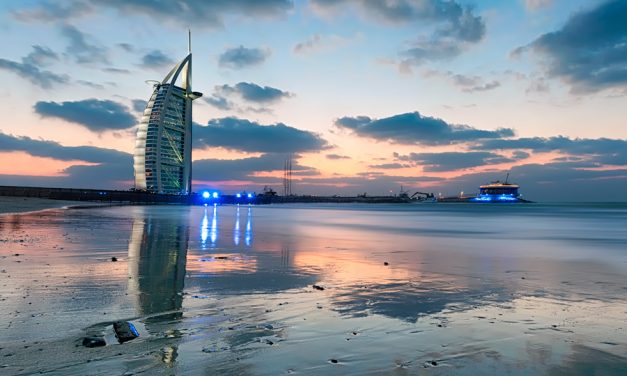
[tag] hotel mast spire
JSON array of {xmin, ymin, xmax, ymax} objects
[{"xmin": 188, "ymin": 29, "xmax": 191, "ymax": 54}]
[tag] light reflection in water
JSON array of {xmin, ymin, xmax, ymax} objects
[
  {"xmin": 245, "ymin": 205, "xmax": 252, "ymax": 246},
  {"xmin": 210, "ymin": 204, "xmax": 218, "ymax": 245},
  {"xmin": 200, "ymin": 208, "xmax": 209, "ymax": 248},
  {"xmin": 200, "ymin": 205, "xmax": 250, "ymax": 247},
  {"xmin": 234, "ymin": 205, "xmax": 240, "ymax": 246}
]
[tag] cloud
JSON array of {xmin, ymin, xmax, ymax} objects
[
  {"xmin": 141, "ymin": 50, "xmax": 175, "ymax": 68},
  {"xmin": 193, "ymin": 153, "xmax": 301, "ymax": 181},
  {"xmin": 294, "ymin": 34, "xmax": 324, "ymax": 54},
  {"xmin": 0, "ymin": 46, "xmax": 68, "ymax": 89},
  {"xmin": 22, "ymin": 45, "xmax": 59, "ymax": 66},
  {"xmin": 524, "ymin": 0, "xmax": 553, "ymax": 11},
  {"xmin": 102, "ymin": 67, "xmax": 131, "ymax": 74},
  {"xmin": 311, "ymin": 0, "xmax": 481, "ymax": 30},
  {"xmin": 326, "ymin": 154, "xmax": 351, "ymax": 160},
  {"xmin": 311, "ymin": 0, "xmax": 485, "ymax": 68},
  {"xmin": 204, "ymin": 82, "xmax": 292, "ymax": 110},
  {"xmin": 60, "ymin": 24, "xmax": 109, "ymax": 64},
  {"xmin": 335, "ymin": 111, "xmax": 514, "ymax": 145},
  {"xmin": 204, "ymin": 95, "xmax": 232, "ymax": 110},
  {"xmin": 398, "ymin": 151, "xmax": 513, "ymax": 172},
  {"xmin": 512, "ymin": 150, "xmax": 530, "ymax": 159},
  {"xmin": 451, "ymin": 74, "xmax": 500, "ymax": 93},
  {"xmin": 293, "ymin": 33, "xmax": 354, "ymax": 55},
  {"xmin": 514, "ymin": 0, "xmax": 627, "ymax": 93},
  {"xmin": 0, "ymin": 60, "xmax": 68, "ymax": 89},
  {"xmin": 12, "ymin": 1, "xmax": 91, "ymax": 22},
  {"xmin": 194, "ymin": 118, "xmax": 328, "ymax": 153},
  {"xmin": 76, "ymin": 80, "xmax": 104, "ymax": 89},
  {"xmin": 230, "ymin": 82, "xmax": 291, "ymax": 103},
  {"xmin": 0, "ymin": 149, "xmax": 132, "ymax": 188},
  {"xmin": 526, "ymin": 78, "xmax": 550, "ymax": 94},
  {"xmin": 0, "ymin": 132, "xmax": 130, "ymax": 164},
  {"xmin": 34, "ymin": 99, "xmax": 136, "ymax": 132},
  {"xmin": 117, "ymin": 43, "xmax": 134, "ymax": 52},
  {"xmin": 473, "ymin": 136, "xmax": 627, "ymax": 166},
  {"xmin": 399, "ymin": 40, "xmax": 463, "ymax": 68},
  {"xmin": 3, "ymin": 132, "xmax": 624, "ymax": 201},
  {"xmin": 0, "ymin": 132, "xmax": 303, "ymax": 191},
  {"xmin": 12, "ymin": 0, "xmax": 293, "ymax": 28},
  {"xmin": 369, "ymin": 163, "xmax": 408, "ymax": 169},
  {"xmin": 102, "ymin": 0, "xmax": 292, "ymax": 27},
  {"xmin": 423, "ymin": 70, "xmax": 501, "ymax": 93},
  {"xmin": 218, "ymin": 46, "xmax": 271, "ymax": 68},
  {"xmin": 132, "ymin": 99, "xmax": 148, "ymax": 113}
]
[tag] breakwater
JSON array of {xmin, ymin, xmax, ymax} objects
[{"xmin": 0, "ymin": 185, "xmax": 412, "ymax": 205}]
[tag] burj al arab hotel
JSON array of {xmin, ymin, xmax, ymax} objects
[{"xmin": 133, "ymin": 32, "xmax": 202, "ymax": 195}]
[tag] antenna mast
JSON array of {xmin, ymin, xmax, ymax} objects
[{"xmin": 188, "ymin": 29, "xmax": 191, "ymax": 53}]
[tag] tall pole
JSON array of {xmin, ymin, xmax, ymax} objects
[
  {"xmin": 289, "ymin": 155, "xmax": 293, "ymax": 196},
  {"xmin": 283, "ymin": 159, "xmax": 287, "ymax": 196},
  {"xmin": 188, "ymin": 29, "xmax": 191, "ymax": 53}
]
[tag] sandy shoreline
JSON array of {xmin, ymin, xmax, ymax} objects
[{"xmin": 0, "ymin": 196, "xmax": 127, "ymax": 215}]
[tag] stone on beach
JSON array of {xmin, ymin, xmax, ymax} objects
[
  {"xmin": 113, "ymin": 321, "xmax": 139, "ymax": 343},
  {"xmin": 312, "ymin": 285, "xmax": 325, "ymax": 291}
]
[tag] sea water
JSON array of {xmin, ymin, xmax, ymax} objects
[{"xmin": 0, "ymin": 203, "xmax": 626, "ymax": 375}]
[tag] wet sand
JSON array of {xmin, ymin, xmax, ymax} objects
[
  {"xmin": 0, "ymin": 196, "xmax": 91, "ymax": 215},
  {"xmin": 0, "ymin": 203, "xmax": 626, "ymax": 375}
]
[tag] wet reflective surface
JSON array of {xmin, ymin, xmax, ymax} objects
[{"xmin": 0, "ymin": 203, "xmax": 626, "ymax": 375}]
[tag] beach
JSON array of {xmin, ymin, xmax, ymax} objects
[
  {"xmin": 0, "ymin": 196, "xmax": 95, "ymax": 215},
  {"xmin": 0, "ymin": 202, "xmax": 626, "ymax": 375}
]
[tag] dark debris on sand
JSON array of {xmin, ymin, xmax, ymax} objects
[{"xmin": 82, "ymin": 337, "xmax": 106, "ymax": 348}]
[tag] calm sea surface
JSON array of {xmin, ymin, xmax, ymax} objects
[{"xmin": 1, "ymin": 203, "xmax": 626, "ymax": 375}]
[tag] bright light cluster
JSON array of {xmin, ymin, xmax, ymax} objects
[{"xmin": 472, "ymin": 194, "xmax": 519, "ymax": 202}]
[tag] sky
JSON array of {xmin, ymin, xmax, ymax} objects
[{"xmin": 0, "ymin": 0, "xmax": 626, "ymax": 201}]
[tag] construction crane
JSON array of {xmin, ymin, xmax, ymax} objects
[{"xmin": 410, "ymin": 191, "xmax": 435, "ymax": 200}]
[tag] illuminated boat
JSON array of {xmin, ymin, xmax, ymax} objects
[
  {"xmin": 437, "ymin": 174, "xmax": 530, "ymax": 203},
  {"xmin": 471, "ymin": 174, "xmax": 527, "ymax": 202},
  {"xmin": 472, "ymin": 182, "xmax": 520, "ymax": 202}
]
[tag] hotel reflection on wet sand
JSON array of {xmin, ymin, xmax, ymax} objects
[{"xmin": 0, "ymin": 203, "xmax": 626, "ymax": 375}]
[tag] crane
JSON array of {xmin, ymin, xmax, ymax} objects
[{"xmin": 410, "ymin": 191, "xmax": 435, "ymax": 200}]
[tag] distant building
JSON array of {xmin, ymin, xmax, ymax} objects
[{"xmin": 133, "ymin": 34, "xmax": 202, "ymax": 194}]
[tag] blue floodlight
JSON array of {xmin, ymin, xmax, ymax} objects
[
  {"xmin": 202, "ymin": 191, "xmax": 210, "ymax": 199},
  {"xmin": 472, "ymin": 194, "xmax": 518, "ymax": 202},
  {"xmin": 212, "ymin": 192, "xmax": 219, "ymax": 199},
  {"xmin": 236, "ymin": 193, "xmax": 242, "ymax": 198},
  {"xmin": 247, "ymin": 193, "xmax": 253, "ymax": 199}
]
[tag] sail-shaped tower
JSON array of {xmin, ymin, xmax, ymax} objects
[{"xmin": 133, "ymin": 32, "xmax": 202, "ymax": 194}]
